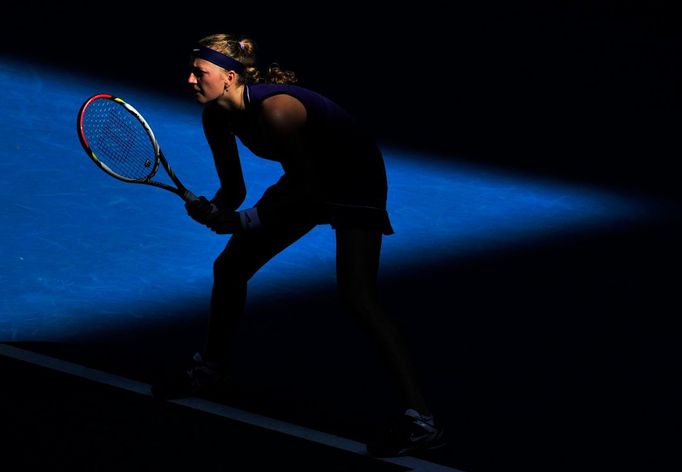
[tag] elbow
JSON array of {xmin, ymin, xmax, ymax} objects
[
  {"xmin": 226, "ymin": 185, "xmax": 247, "ymax": 211},
  {"xmin": 212, "ymin": 186, "xmax": 247, "ymax": 211},
  {"xmin": 233, "ymin": 187, "xmax": 247, "ymax": 209}
]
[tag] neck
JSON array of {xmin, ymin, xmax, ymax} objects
[{"xmin": 215, "ymin": 83, "xmax": 246, "ymax": 112}]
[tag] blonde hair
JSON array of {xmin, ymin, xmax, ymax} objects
[{"xmin": 198, "ymin": 33, "xmax": 297, "ymax": 85}]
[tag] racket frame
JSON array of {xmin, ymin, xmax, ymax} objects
[{"xmin": 77, "ymin": 93, "xmax": 197, "ymax": 202}]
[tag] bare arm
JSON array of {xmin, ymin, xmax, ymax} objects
[{"xmin": 202, "ymin": 105, "xmax": 247, "ymax": 211}]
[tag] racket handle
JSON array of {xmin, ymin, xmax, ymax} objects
[{"xmin": 182, "ymin": 189, "xmax": 198, "ymax": 202}]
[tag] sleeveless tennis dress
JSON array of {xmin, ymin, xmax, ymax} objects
[{"xmin": 234, "ymin": 83, "xmax": 394, "ymax": 235}]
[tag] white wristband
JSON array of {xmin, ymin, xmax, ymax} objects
[{"xmin": 238, "ymin": 207, "xmax": 261, "ymax": 231}]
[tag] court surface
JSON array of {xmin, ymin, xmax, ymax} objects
[{"xmin": 1, "ymin": 56, "xmax": 679, "ymax": 471}]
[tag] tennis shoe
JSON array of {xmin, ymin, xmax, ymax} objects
[
  {"xmin": 366, "ymin": 408, "xmax": 445, "ymax": 457},
  {"xmin": 151, "ymin": 352, "xmax": 230, "ymax": 400}
]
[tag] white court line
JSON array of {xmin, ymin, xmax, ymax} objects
[{"xmin": 0, "ymin": 343, "xmax": 464, "ymax": 472}]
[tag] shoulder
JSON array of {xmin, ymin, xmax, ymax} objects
[
  {"xmin": 202, "ymin": 103, "xmax": 233, "ymax": 133},
  {"xmin": 260, "ymin": 93, "xmax": 307, "ymax": 134},
  {"xmin": 201, "ymin": 105, "xmax": 239, "ymax": 147},
  {"xmin": 202, "ymin": 102, "xmax": 224, "ymax": 123}
]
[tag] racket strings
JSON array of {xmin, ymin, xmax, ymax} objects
[{"xmin": 83, "ymin": 99, "xmax": 157, "ymax": 180}]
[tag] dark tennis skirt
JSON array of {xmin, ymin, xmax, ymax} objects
[
  {"xmin": 255, "ymin": 175, "xmax": 394, "ymax": 236},
  {"xmin": 322, "ymin": 203, "xmax": 394, "ymax": 235}
]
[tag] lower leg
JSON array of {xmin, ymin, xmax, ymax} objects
[
  {"xmin": 357, "ymin": 301, "xmax": 431, "ymax": 416},
  {"xmin": 203, "ymin": 221, "xmax": 317, "ymax": 366},
  {"xmin": 203, "ymin": 280, "xmax": 247, "ymax": 366},
  {"xmin": 336, "ymin": 228, "xmax": 431, "ymax": 416}
]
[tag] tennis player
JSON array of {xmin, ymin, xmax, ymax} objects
[{"xmin": 152, "ymin": 33, "xmax": 444, "ymax": 457}]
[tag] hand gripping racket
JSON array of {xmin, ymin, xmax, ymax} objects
[{"xmin": 77, "ymin": 93, "xmax": 198, "ymax": 202}]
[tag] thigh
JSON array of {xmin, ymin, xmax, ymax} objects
[
  {"xmin": 216, "ymin": 219, "xmax": 316, "ymax": 282},
  {"xmin": 215, "ymin": 179, "xmax": 318, "ymax": 281},
  {"xmin": 335, "ymin": 228, "xmax": 383, "ymax": 297}
]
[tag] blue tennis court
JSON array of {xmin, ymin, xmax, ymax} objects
[{"xmin": 1, "ymin": 55, "xmax": 679, "ymax": 471}]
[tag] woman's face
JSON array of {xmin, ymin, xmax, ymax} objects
[{"xmin": 187, "ymin": 58, "xmax": 227, "ymax": 104}]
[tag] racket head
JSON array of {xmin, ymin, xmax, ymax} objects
[{"xmin": 77, "ymin": 93, "xmax": 161, "ymax": 183}]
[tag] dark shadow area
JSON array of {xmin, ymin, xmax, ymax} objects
[
  {"xmin": 3, "ymin": 1, "xmax": 680, "ymax": 198},
  {"xmin": 5, "ymin": 212, "xmax": 680, "ymax": 471},
  {"xmin": 0, "ymin": 355, "xmax": 409, "ymax": 471}
]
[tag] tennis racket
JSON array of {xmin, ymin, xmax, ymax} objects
[{"xmin": 77, "ymin": 93, "xmax": 198, "ymax": 202}]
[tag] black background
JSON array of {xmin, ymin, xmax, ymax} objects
[{"xmin": 3, "ymin": 1, "xmax": 680, "ymax": 198}]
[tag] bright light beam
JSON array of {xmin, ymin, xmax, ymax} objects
[{"xmin": 0, "ymin": 57, "xmax": 670, "ymax": 340}]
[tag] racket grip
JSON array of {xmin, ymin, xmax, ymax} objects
[{"xmin": 181, "ymin": 190, "xmax": 218, "ymax": 215}]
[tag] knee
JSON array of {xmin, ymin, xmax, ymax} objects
[{"xmin": 338, "ymin": 288, "xmax": 382, "ymax": 323}]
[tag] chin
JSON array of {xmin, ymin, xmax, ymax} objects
[{"xmin": 192, "ymin": 91, "xmax": 207, "ymax": 103}]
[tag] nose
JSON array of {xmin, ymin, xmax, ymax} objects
[{"xmin": 187, "ymin": 72, "xmax": 197, "ymax": 85}]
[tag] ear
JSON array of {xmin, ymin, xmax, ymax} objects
[{"xmin": 225, "ymin": 70, "xmax": 238, "ymax": 85}]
